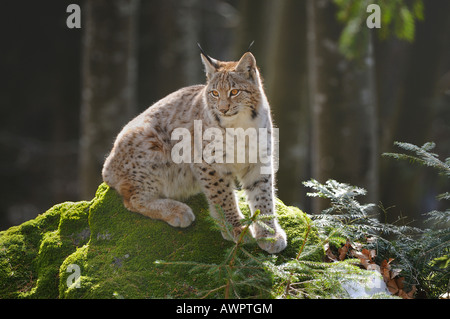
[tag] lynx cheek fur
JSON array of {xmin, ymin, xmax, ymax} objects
[{"xmin": 102, "ymin": 50, "xmax": 287, "ymax": 254}]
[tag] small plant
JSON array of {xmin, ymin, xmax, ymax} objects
[
  {"xmin": 383, "ymin": 141, "xmax": 450, "ymax": 298},
  {"xmin": 155, "ymin": 207, "xmax": 273, "ymax": 299},
  {"xmin": 265, "ymin": 217, "xmax": 387, "ymax": 299}
]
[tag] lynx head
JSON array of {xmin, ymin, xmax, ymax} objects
[{"xmin": 200, "ymin": 49, "xmax": 263, "ymax": 122}]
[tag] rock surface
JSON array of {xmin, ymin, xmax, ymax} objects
[{"xmin": 0, "ymin": 183, "xmax": 321, "ymax": 298}]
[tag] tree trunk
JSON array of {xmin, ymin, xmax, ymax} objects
[
  {"xmin": 264, "ymin": 0, "xmax": 309, "ymax": 209},
  {"xmin": 306, "ymin": 0, "xmax": 378, "ymax": 212},
  {"xmin": 79, "ymin": 0, "xmax": 139, "ymax": 199},
  {"xmin": 377, "ymin": 0, "xmax": 450, "ymax": 223}
]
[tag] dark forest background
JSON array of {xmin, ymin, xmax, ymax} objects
[{"xmin": 0, "ymin": 0, "xmax": 449, "ymax": 231}]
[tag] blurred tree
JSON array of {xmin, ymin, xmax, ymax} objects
[
  {"xmin": 233, "ymin": 0, "xmax": 271, "ymax": 63},
  {"xmin": 0, "ymin": 0, "xmax": 82, "ymax": 229},
  {"xmin": 306, "ymin": 0, "xmax": 378, "ymax": 212},
  {"xmin": 79, "ymin": 0, "xmax": 139, "ymax": 199},
  {"xmin": 137, "ymin": 0, "xmax": 187, "ymax": 110},
  {"xmin": 264, "ymin": 0, "xmax": 310, "ymax": 209},
  {"xmin": 376, "ymin": 0, "xmax": 450, "ymax": 223}
]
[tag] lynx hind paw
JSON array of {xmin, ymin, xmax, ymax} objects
[
  {"xmin": 165, "ymin": 204, "xmax": 195, "ymax": 228},
  {"xmin": 256, "ymin": 229, "xmax": 287, "ymax": 254}
]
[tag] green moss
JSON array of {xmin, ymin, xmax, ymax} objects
[
  {"xmin": 0, "ymin": 201, "xmax": 91, "ymax": 298},
  {"xmin": 1, "ymin": 183, "xmax": 321, "ymax": 299}
]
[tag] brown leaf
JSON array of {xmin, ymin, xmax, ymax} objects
[
  {"xmin": 394, "ymin": 278, "xmax": 416, "ymax": 299},
  {"xmin": 380, "ymin": 259, "xmax": 391, "ymax": 270},
  {"xmin": 380, "ymin": 259, "xmax": 392, "ymax": 282},
  {"xmin": 382, "ymin": 267, "xmax": 391, "ymax": 282},
  {"xmin": 391, "ymin": 268, "xmax": 402, "ymax": 279},
  {"xmin": 361, "ymin": 248, "xmax": 371, "ymax": 259},
  {"xmin": 351, "ymin": 251, "xmax": 370, "ymax": 269},
  {"xmin": 398, "ymin": 287, "xmax": 416, "ymax": 299},
  {"xmin": 338, "ymin": 242, "xmax": 350, "ymax": 261},
  {"xmin": 398, "ymin": 289, "xmax": 408, "ymax": 299},
  {"xmin": 407, "ymin": 285, "xmax": 417, "ymax": 299},
  {"xmin": 395, "ymin": 277, "xmax": 404, "ymax": 290},
  {"xmin": 387, "ymin": 278, "xmax": 399, "ymax": 295},
  {"xmin": 324, "ymin": 243, "xmax": 338, "ymax": 262}
]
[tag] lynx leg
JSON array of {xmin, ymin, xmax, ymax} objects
[
  {"xmin": 118, "ymin": 181, "xmax": 195, "ymax": 228},
  {"xmin": 242, "ymin": 172, "xmax": 287, "ymax": 254},
  {"xmin": 191, "ymin": 164, "xmax": 247, "ymax": 242}
]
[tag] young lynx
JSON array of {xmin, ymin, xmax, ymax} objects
[{"xmin": 102, "ymin": 49, "xmax": 287, "ymax": 254}]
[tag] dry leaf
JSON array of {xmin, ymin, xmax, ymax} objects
[
  {"xmin": 398, "ymin": 285, "xmax": 416, "ymax": 299},
  {"xmin": 338, "ymin": 243, "xmax": 349, "ymax": 261},
  {"xmin": 382, "ymin": 268, "xmax": 391, "ymax": 282},
  {"xmin": 324, "ymin": 243, "xmax": 338, "ymax": 262},
  {"xmin": 398, "ymin": 289, "xmax": 408, "ymax": 299},
  {"xmin": 387, "ymin": 278, "xmax": 399, "ymax": 295},
  {"xmin": 351, "ymin": 251, "xmax": 370, "ymax": 268},
  {"xmin": 408, "ymin": 285, "xmax": 417, "ymax": 298},
  {"xmin": 379, "ymin": 259, "xmax": 392, "ymax": 282},
  {"xmin": 395, "ymin": 277, "xmax": 404, "ymax": 290},
  {"xmin": 361, "ymin": 248, "xmax": 371, "ymax": 260},
  {"xmin": 391, "ymin": 268, "xmax": 402, "ymax": 279},
  {"xmin": 380, "ymin": 259, "xmax": 391, "ymax": 270}
]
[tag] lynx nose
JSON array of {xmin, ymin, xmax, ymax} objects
[{"xmin": 218, "ymin": 102, "xmax": 230, "ymax": 114}]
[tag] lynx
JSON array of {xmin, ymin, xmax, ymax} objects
[{"xmin": 102, "ymin": 49, "xmax": 287, "ymax": 254}]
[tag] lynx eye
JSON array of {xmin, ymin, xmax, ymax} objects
[
  {"xmin": 210, "ymin": 90, "xmax": 219, "ymax": 98},
  {"xmin": 230, "ymin": 89, "xmax": 240, "ymax": 97}
]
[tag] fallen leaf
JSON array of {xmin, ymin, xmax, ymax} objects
[
  {"xmin": 324, "ymin": 243, "xmax": 338, "ymax": 262},
  {"xmin": 398, "ymin": 285, "xmax": 416, "ymax": 299},
  {"xmin": 407, "ymin": 285, "xmax": 417, "ymax": 299},
  {"xmin": 380, "ymin": 259, "xmax": 391, "ymax": 270},
  {"xmin": 338, "ymin": 242, "xmax": 350, "ymax": 261},
  {"xmin": 391, "ymin": 268, "xmax": 402, "ymax": 279},
  {"xmin": 387, "ymin": 278, "xmax": 399, "ymax": 295},
  {"xmin": 351, "ymin": 251, "xmax": 370, "ymax": 268},
  {"xmin": 361, "ymin": 248, "xmax": 371, "ymax": 260},
  {"xmin": 395, "ymin": 277, "xmax": 404, "ymax": 290},
  {"xmin": 380, "ymin": 259, "xmax": 392, "ymax": 282},
  {"xmin": 381, "ymin": 268, "xmax": 390, "ymax": 282},
  {"xmin": 398, "ymin": 289, "xmax": 408, "ymax": 299}
]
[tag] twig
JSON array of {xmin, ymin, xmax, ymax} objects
[{"xmin": 284, "ymin": 221, "xmax": 312, "ymax": 297}]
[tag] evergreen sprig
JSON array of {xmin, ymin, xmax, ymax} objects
[{"xmin": 382, "ymin": 141, "xmax": 449, "ymax": 297}]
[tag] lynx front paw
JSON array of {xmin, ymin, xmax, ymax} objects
[
  {"xmin": 164, "ymin": 204, "xmax": 195, "ymax": 228},
  {"xmin": 256, "ymin": 229, "xmax": 287, "ymax": 254}
]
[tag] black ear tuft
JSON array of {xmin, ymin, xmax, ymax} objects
[
  {"xmin": 247, "ymin": 40, "xmax": 255, "ymax": 53},
  {"xmin": 197, "ymin": 43, "xmax": 215, "ymax": 67}
]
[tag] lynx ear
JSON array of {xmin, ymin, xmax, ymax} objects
[
  {"xmin": 235, "ymin": 52, "xmax": 257, "ymax": 80},
  {"xmin": 198, "ymin": 43, "xmax": 218, "ymax": 79}
]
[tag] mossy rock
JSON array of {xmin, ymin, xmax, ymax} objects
[{"xmin": 0, "ymin": 183, "xmax": 322, "ymax": 299}]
